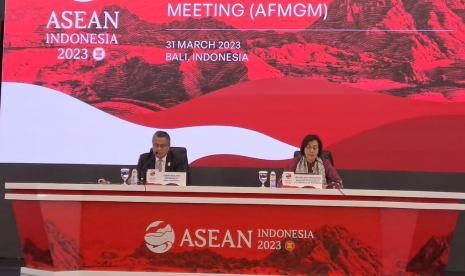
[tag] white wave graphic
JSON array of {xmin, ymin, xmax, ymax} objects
[{"xmin": 0, "ymin": 82, "xmax": 297, "ymax": 165}]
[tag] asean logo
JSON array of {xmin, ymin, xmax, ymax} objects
[
  {"xmin": 285, "ymin": 240, "xmax": 296, "ymax": 252},
  {"xmin": 144, "ymin": 221, "xmax": 175, "ymax": 253}
]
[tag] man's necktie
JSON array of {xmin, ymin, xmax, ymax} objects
[{"xmin": 156, "ymin": 159, "xmax": 163, "ymax": 172}]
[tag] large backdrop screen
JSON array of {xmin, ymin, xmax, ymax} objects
[{"xmin": 1, "ymin": 0, "xmax": 465, "ymax": 173}]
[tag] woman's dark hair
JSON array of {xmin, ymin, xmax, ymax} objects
[{"xmin": 300, "ymin": 134, "xmax": 323, "ymax": 157}]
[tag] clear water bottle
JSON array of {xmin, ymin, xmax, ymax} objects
[
  {"xmin": 131, "ymin": 169, "xmax": 138, "ymax": 185},
  {"xmin": 269, "ymin": 171, "xmax": 276, "ymax": 188}
]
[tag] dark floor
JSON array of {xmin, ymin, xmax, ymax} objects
[
  {"xmin": 0, "ymin": 259, "xmax": 21, "ymax": 276},
  {"xmin": 0, "ymin": 268, "xmax": 20, "ymax": 276}
]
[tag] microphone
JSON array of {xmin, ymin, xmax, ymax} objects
[
  {"xmin": 97, "ymin": 178, "xmax": 110, "ymax": 184},
  {"xmin": 331, "ymin": 181, "xmax": 346, "ymax": 196}
]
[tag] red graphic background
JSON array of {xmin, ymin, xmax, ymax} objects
[{"xmin": 3, "ymin": 0, "xmax": 465, "ymax": 171}]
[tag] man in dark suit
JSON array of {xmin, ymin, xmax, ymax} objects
[{"xmin": 137, "ymin": 131, "xmax": 188, "ymax": 183}]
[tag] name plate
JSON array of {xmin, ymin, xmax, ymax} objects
[
  {"xmin": 146, "ymin": 170, "xmax": 187, "ymax": 186},
  {"xmin": 281, "ymin": 171, "xmax": 323, "ymax": 189}
]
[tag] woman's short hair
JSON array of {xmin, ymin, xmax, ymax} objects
[{"xmin": 300, "ymin": 134, "xmax": 323, "ymax": 157}]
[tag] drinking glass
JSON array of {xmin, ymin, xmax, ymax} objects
[
  {"xmin": 258, "ymin": 171, "xmax": 268, "ymax": 187},
  {"xmin": 120, "ymin": 168, "xmax": 130, "ymax": 185}
]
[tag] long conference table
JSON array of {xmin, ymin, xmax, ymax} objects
[{"xmin": 5, "ymin": 182, "xmax": 465, "ymax": 276}]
